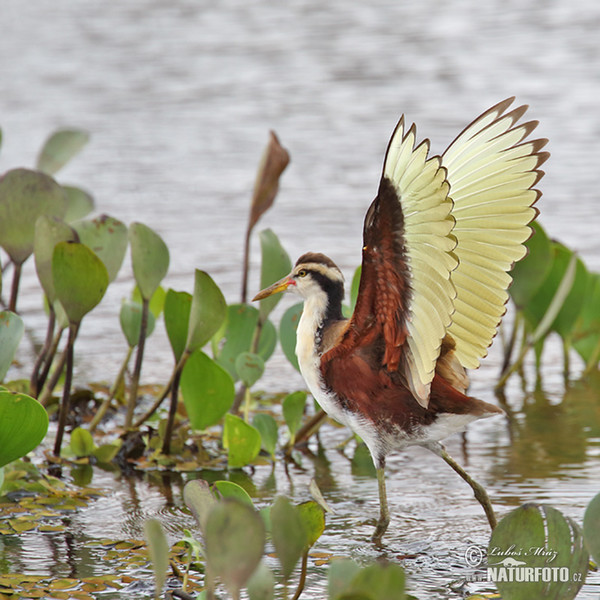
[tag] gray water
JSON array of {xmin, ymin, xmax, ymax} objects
[{"xmin": 1, "ymin": 0, "xmax": 600, "ymax": 598}]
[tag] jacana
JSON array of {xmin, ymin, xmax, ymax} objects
[{"xmin": 253, "ymin": 98, "xmax": 548, "ymax": 544}]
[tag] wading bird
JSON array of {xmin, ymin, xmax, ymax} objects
[{"xmin": 253, "ymin": 98, "xmax": 548, "ymax": 544}]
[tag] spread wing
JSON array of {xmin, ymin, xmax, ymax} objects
[
  {"xmin": 442, "ymin": 98, "xmax": 549, "ymax": 368},
  {"xmin": 329, "ymin": 118, "xmax": 458, "ymax": 407}
]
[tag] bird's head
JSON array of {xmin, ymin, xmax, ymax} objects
[{"xmin": 253, "ymin": 252, "xmax": 345, "ymax": 310}]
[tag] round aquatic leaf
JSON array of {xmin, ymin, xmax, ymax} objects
[
  {"xmin": 573, "ymin": 273, "xmax": 600, "ymax": 366},
  {"xmin": 283, "ymin": 391, "xmax": 307, "ymax": 438},
  {"xmin": 214, "ymin": 480, "xmax": 254, "ymax": 506},
  {"xmin": 120, "ymin": 300, "xmax": 156, "ymax": 348},
  {"xmin": 235, "ymin": 352, "xmax": 265, "ymax": 388},
  {"xmin": 258, "ymin": 229, "xmax": 292, "ymax": 320},
  {"xmin": 69, "ymin": 427, "xmax": 95, "ymax": 457},
  {"xmin": 279, "ymin": 302, "xmax": 303, "ymax": 371},
  {"xmin": 0, "ymin": 311, "xmax": 24, "ymax": 381},
  {"xmin": 34, "ymin": 216, "xmax": 78, "ymax": 303},
  {"xmin": 583, "ymin": 492, "xmax": 600, "ymax": 564},
  {"xmin": 181, "ymin": 351, "xmax": 235, "ymax": 430},
  {"xmin": 186, "ymin": 270, "xmax": 227, "ymax": 354},
  {"xmin": 270, "ymin": 496, "xmax": 307, "ymax": 580},
  {"xmin": 247, "ymin": 561, "xmax": 275, "ymax": 600},
  {"xmin": 204, "ymin": 498, "xmax": 265, "ymax": 596},
  {"xmin": 129, "ymin": 222, "xmax": 169, "ymax": 301},
  {"xmin": 298, "ymin": 501, "xmax": 325, "ymax": 549},
  {"xmin": 73, "ymin": 215, "xmax": 128, "ymax": 282},
  {"xmin": 224, "ymin": 414, "xmax": 262, "ymax": 468},
  {"xmin": 62, "ymin": 185, "xmax": 94, "ymax": 222},
  {"xmin": 52, "ymin": 241, "xmax": 109, "ymax": 325},
  {"xmin": 164, "ymin": 289, "xmax": 192, "ymax": 362},
  {"xmin": 488, "ymin": 503, "xmax": 588, "ymax": 600},
  {"xmin": 183, "ymin": 479, "xmax": 217, "ymax": 533},
  {"xmin": 252, "ymin": 413, "xmax": 279, "ymax": 457},
  {"xmin": 328, "ymin": 559, "xmax": 362, "ymax": 600},
  {"xmin": 143, "ymin": 518, "xmax": 169, "ymax": 596},
  {"xmin": 0, "ymin": 168, "xmax": 67, "ymax": 265},
  {"xmin": 0, "ymin": 391, "xmax": 49, "ymax": 468},
  {"xmin": 36, "ymin": 128, "xmax": 90, "ymax": 175},
  {"xmin": 509, "ymin": 222, "xmax": 553, "ymax": 308},
  {"xmin": 343, "ymin": 563, "xmax": 406, "ymax": 600}
]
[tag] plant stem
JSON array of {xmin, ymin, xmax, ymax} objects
[
  {"xmin": 53, "ymin": 323, "xmax": 78, "ymax": 457},
  {"xmin": 38, "ymin": 332, "xmax": 68, "ymax": 407},
  {"xmin": 243, "ymin": 386, "xmax": 251, "ymax": 422},
  {"xmin": 125, "ymin": 297, "xmax": 149, "ymax": 428},
  {"xmin": 291, "ymin": 551, "xmax": 309, "ymax": 600},
  {"xmin": 8, "ymin": 261, "xmax": 22, "ymax": 313},
  {"xmin": 162, "ymin": 356, "xmax": 186, "ymax": 455},
  {"xmin": 30, "ymin": 305, "xmax": 56, "ymax": 397},
  {"xmin": 133, "ymin": 369, "xmax": 175, "ymax": 428},
  {"xmin": 241, "ymin": 225, "xmax": 252, "ymax": 304}
]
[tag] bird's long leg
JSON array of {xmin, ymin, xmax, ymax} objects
[
  {"xmin": 427, "ymin": 442, "xmax": 497, "ymax": 530},
  {"xmin": 371, "ymin": 459, "xmax": 390, "ymax": 545}
]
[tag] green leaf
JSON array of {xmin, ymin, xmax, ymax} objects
[
  {"xmin": 181, "ymin": 351, "xmax": 235, "ymax": 430},
  {"xmin": 488, "ymin": 503, "xmax": 588, "ymax": 600},
  {"xmin": 342, "ymin": 563, "xmax": 406, "ymax": 600},
  {"xmin": 235, "ymin": 352, "xmax": 265, "ymax": 388},
  {"xmin": 132, "ymin": 284, "xmax": 166, "ymax": 319},
  {"xmin": 252, "ymin": 413, "xmax": 279, "ymax": 457},
  {"xmin": 270, "ymin": 496, "xmax": 307, "ymax": 580},
  {"xmin": 573, "ymin": 273, "xmax": 600, "ymax": 367},
  {"xmin": 223, "ymin": 414, "xmax": 262, "ymax": 469},
  {"xmin": 350, "ymin": 265, "xmax": 362, "ymax": 312},
  {"xmin": 283, "ymin": 391, "xmax": 307, "ymax": 441},
  {"xmin": 0, "ymin": 168, "xmax": 68, "ymax": 265},
  {"xmin": 183, "ymin": 479, "xmax": 216, "ymax": 533},
  {"xmin": 143, "ymin": 518, "xmax": 169, "ymax": 596},
  {"xmin": 69, "ymin": 427, "xmax": 95, "ymax": 457},
  {"xmin": 52, "ymin": 241, "xmax": 109, "ymax": 325},
  {"xmin": 186, "ymin": 270, "xmax": 227, "ymax": 355},
  {"xmin": 328, "ymin": 559, "xmax": 362, "ymax": 600},
  {"xmin": 279, "ymin": 302, "xmax": 303, "ymax": 372},
  {"xmin": 0, "ymin": 311, "xmax": 24, "ymax": 381},
  {"xmin": 62, "ymin": 185, "xmax": 94, "ymax": 222},
  {"xmin": 247, "ymin": 561, "xmax": 275, "ymax": 600},
  {"xmin": 92, "ymin": 441, "xmax": 121, "ymax": 463},
  {"xmin": 204, "ymin": 498, "xmax": 265, "ymax": 597},
  {"xmin": 583, "ymin": 492, "xmax": 600, "ymax": 565},
  {"xmin": 73, "ymin": 215, "xmax": 128, "ymax": 283},
  {"xmin": 119, "ymin": 300, "xmax": 157, "ymax": 348},
  {"xmin": 297, "ymin": 501, "xmax": 325, "ymax": 548},
  {"xmin": 36, "ymin": 128, "xmax": 90, "ymax": 175},
  {"xmin": 129, "ymin": 222, "xmax": 169, "ymax": 301},
  {"xmin": 164, "ymin": 290, "xmax": 192, "ymax": 362},
  {"xmin": 510, "ymin": 222, "xmax": 553, "ymax": 308},
  {"xmin": 258, "ymin": 229, "xmax": 292, "ymax": 320},
  {"xmin": 214, "ymin": 480, "xmax": 254, "ymax": 506},
  {"xmin": 0, "ymin": 391, "xmax": 49, "ymax": 468},
  {"xmin": 34, "ymin": 215, "xmax": 78, "ymax": 303}
]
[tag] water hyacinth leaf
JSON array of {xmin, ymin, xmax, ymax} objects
[
  {"xmin": 583, "ymin": 492, "xmax": 600, "ymax": 564},
  {"xmin": 73, "ymin": 215, "xmax": 128, "ymax": 283},
  {"xmin": 183, "ymin": 479, "xmax": 216, "ymax": 533},
  {"xmin": 129, "ymin": 222, "xmax": 169, "ymax": 301},
  {"xmin": 204, "ymin": 498, "xmax": 265, "ymax": 597},
  {"xmin": 186, "ymin": 270, "xmax": 227, "ymax": 355},
  {"xmin": 342, "ymin": 563, "xmax": 406, "ymax": 600},
  {"xmin": 62, "ymin": 185, "xmax": 94, "ymax": 222},
  {"xmin": 164, "ymin": 290, "xmax": 192, "ymax": 362},
  {"xmin": 236, "ymin": 352, "xmax": 265, "ymax": 388},
  {"xmin": 214, "ymin": 480, "xmax": 254, "ymax": 506},
  {"xmin": 283, "ymin": 391, "xmax": 307, "ymax": 440},
  {"xmin": 132, "ymin": 285, "xmax": 167, "ymax": 319},
  {"xmin": 216, "ymin": 304, "xmax": 276, "ymax": 379},
  {"xmin": 52, "ymin": 241, "xmax": 109, "ymax": 325},
  {"xmin": 120, "ymin": 300, "xmax": 156, "ymax": 348},
  {"xmin": 258, "ymin": 229, "xmax": 291, "ymax": 320},
  {"xmin": 328, "ymin": 559, "xmax": 362, "ymax": 600},
  {"xmin": 279, "ymin": 302, "xmax": 303, "ymax": 371},
  {"xmin": 36, "ymin": 128, "xmax": 90, "ymax": 175},
  {"xmin": 488, "ymin": 503, "xmax": 588, "ymax": 600},
  {"xmin": 247, "ymin": 561, "xmax": 275, "ymax": 600},
  {"xmin": 252, "ymin": 413, "xmax": 279, "ymax": 457},
  {"xmin": 0, "ymin": 311, "xmax": 24, "ymax": 381},
  {"xmin": 270, "ymin": 496, "xmax": 307, "ymax": 579},
  {"xmin": 0, "ymin": 391, "xmax": 48, "ymax": 468},
  {"xmin": 181, "ymin": 350, "xmax": 235, "ymax": 430},
  {"xmin": 0, "ymin": 168, "xmax": 67, "ymax": 265},
  {"xmin": 224, "ymin": 414, "xmax": 262, "ymax": 468},
  {"xmin": 34, "ymin": 216, "xmax": 78, "ymax": 303},
  {"xmin": 92, "ymin": 441, "xmax": 121, "ymax": 463},
  {"xmin": 573, "ymin": 273, "xmax": 600, "ymax": 368},
  {"xmin": 69, "ymin": 427, "xmax": 95, "ymax": 457},
  {"xmin": 297, "ymin": 501, "xmax": 325, "ymax": 548},
  {"xmin": 143, "ymin": 518, "xmax": 169, "ymax": 597},
  {"xmin": 509, "ymin": 222, "xmax": 553, "ymax": 308}
]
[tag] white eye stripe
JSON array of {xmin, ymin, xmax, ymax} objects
[{"xmin": 295, "ymin": 263, "xmax": 345, "ymax": 283}]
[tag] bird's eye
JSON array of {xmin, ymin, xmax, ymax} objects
[{"xmin": 297, "ymin": 269, "xmax": 307, "ymax": 278}]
